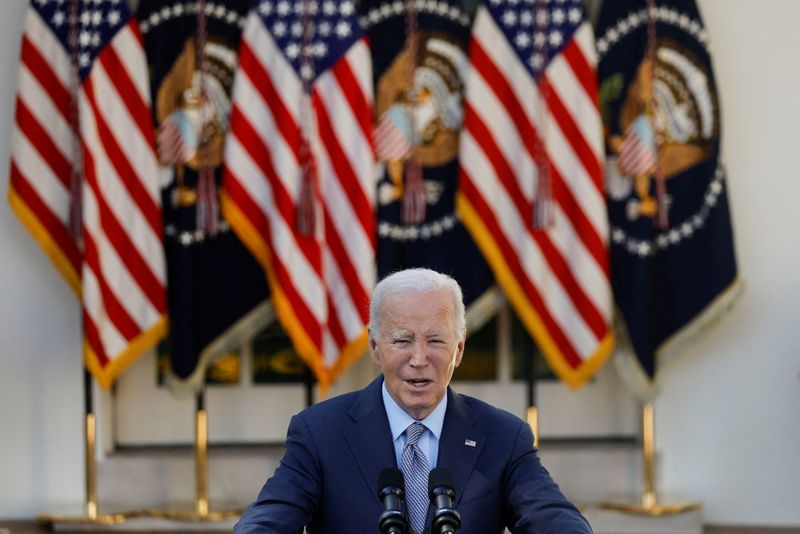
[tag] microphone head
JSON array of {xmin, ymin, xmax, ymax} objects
[
  {"xmin": 378, "ymin": 467, "xmax": 408, "ymax": 534},
  {"xmin": 428, "ymin": 466, "xmax": 456, "ymax": 499},
  {"xmin": 378, "ymin": 467, "xmax": 405, "ymax": 494}
]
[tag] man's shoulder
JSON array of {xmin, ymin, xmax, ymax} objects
[
  {"xmin": 299, "ymin": 388, "xmax": 360, "ymax": 418},
  {"xmin": 295, "ymin": 380, "xmax": 380, "ymax": 426},
  {"xmin": 453, "ymin": 391, "xmax": 526, "ymax": 430}
]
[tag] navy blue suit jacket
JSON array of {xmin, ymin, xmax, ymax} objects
[{"xmin": 235, "ymin": 377, "xmax": 592, "ymax": 533}]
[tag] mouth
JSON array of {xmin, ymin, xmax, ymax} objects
[{"xmin": 405, "ymin": 378, "xmax": 432, "ymax": 389}]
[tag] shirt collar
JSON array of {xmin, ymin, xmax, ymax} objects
[{"xmin": 382, "ymin": 379, "xmax": 447, "ymax": 441}]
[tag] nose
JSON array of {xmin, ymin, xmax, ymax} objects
[{"xmin": 408, "ymin": 340, "xmax": 428, "ymax": 367}]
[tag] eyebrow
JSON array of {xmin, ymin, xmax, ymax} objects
[
  {"xmin": 389, "ymin": 331, "xmax": 412, "ymax": 340},
  {"xmin": 387, "ymin": 330, "xmax": 448, "ymax": 340}
]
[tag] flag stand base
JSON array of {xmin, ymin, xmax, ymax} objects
[
  {"xmin": 36, "ymin": 509, "xmax": 149, "ymax": 527},
  {"xmin": 37, "ymin": 506, "xmax": 242, "ymax": 528},
  {"xmin": 598, "ymin": 403, "xmax": 701, "ymax": 517},
  {"xmin": 598, "ymin": 495, "xmax": 701, "ymax": 517},
  {"xmin": 152, "ymin": 507, "xmax": 243, "ymax": 522}
]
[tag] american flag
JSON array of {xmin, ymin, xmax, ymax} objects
[
  {"xmin": 222, "ymin": 0, "xmax": 376, "ymax": 387},
  {"xmin": 619, "ymin": 115, "xmax": 657, "ymax": 177},
  {"xmin": 372, "ymin": 104, "xmax": 413, "ymax": 161},
  {"xmin": 8, "ymin": 0, "xmax": 167, "ymax": 388},
  {"xmin": 457, "ymin": 0, "xmax": 613, "ymax": 387}
]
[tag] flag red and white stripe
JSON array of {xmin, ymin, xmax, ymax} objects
[
  {"xmin": 619, "ymin": 122, "xmax": 657, "ymax": 177},
  {"xmin": 222, "ymin": 9, "xmax": 376, "ymax": 387},
  {"xmin": 457, "ymin": 3, "xmax": 613, "ymax": 387},
  {"xmin": 373, "ymin": 108, "xmax": 412, "ymax": 161},
  {"xmin": 8, "ymin": 1, "xmax": 166, "ymax": 388}
]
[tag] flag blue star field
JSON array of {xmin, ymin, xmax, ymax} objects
[
  {"xmin": 596, "ymin": 0, "xmax": 741, "ymax": 397},
  {"xmin": 458, "ymin": 0, "xmax": 613, "ymax": 388},
  {"xmin": 8, "ymin": 0, "xmax": 167, "ymax": 387},
  {"xmin": 136, "ymin": 0, "xmax": 269, "ymax": 390},
  {"xmin": 223, "ymin": 0, "xmax": 376, "ymax": 387}
]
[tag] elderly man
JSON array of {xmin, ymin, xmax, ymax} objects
[{"xmin": 236, "ymin": 268, "xmax": 592, "ymax": 533}]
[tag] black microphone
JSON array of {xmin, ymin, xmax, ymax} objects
[
  {"xmin": 428, "ymin": 467, "xmax": 461, "ymax": 534},
  {"xmin": 378, "ymin": 467, "xmax": 409, "ymax": 534}
]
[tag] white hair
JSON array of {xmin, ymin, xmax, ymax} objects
[{"xmin": 369, "ymin": 268, "xmax": 466, "ymax": 342}]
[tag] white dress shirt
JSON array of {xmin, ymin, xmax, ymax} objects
[{"xmin": 381, "ymin": 381, "xmax": 447, "ymax": 470}]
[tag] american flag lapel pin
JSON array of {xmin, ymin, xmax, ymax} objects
[{"xmin": 464, "ymin": 439, "xmax": 477, "ymax": 448}]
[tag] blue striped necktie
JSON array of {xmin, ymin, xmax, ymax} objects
[{"xmin": 401, "ymin": 422, "xmax": 429, "ymax": 534}]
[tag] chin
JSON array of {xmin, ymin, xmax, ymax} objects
[
  {"xmin": 401, "ymin": 396, "xmax": 437, "ymax": 416},
  {"xmin": 402, "ymin": 397, "xmax": 431, "ymax": 410}
]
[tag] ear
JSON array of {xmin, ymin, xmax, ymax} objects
[
  {"xmin": 369, "ymin": 333, "xmax": 382, "ymax": 367},
  {"xmin": 453, "ymin": 338, "xmax": 465, "ymax": 368}
]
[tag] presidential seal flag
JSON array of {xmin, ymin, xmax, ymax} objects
[
  {"xmin": 359, "ymin": 0, "xmax": 496, "ymax": 312},
  {"xmin": 222, "ymin": 0, "xmax": 376, "ymax": 387},
  {"xmin": 596, "ymin": 0, "xmax": 741, "ymax": 398},
  {"xmin": 137, "ymin": 0, "xmax": 269, "ymax": 390},
  {"xmin": 8, "ymin": 0, "xmax": 167, "ymax": 387},
  {"xmin": 457, "ymin": 0, "xmax": 613, "ymax": 388}
]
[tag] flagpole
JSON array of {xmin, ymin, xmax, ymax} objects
[
  {"xmin": 305, "ymin": 363, "xmax": 315, "ymax": 407},
  {"xmin": 144, "ymin": 388, "xmax": 239, "ymax": 523},
  {"xmin": 158, "ymin": 388, "xmax": 242, "ymax": 522},
  {"xmin": 83, "ymin": 369, "xmax": 98, "ymax": 519},
  {"xmin": 194, "ymin": 390, "xmax": 209, "ymax": 517},
  {"xmin": 598, "ymin": 402, "xmax": 700, "ymax": 515},
  {"xmin": 37, "ymin": 369, "xmax": 142, "ymax": 526},
  {"xmin": 38, "ymin": 1, "xmax": 130, "ymax": 523},
  {"xmin": 525, "ymin": 334, "xmax": 539, "ymax": 448}
]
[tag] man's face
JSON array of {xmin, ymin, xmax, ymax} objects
[{"xmin": 370, "ymin": 288, "xmax": 464, "ymax": 420}]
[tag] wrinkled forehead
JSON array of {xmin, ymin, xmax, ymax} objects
[{"xmin": 379, "ymin": 289, "xmax": 456, "ymax": 326}]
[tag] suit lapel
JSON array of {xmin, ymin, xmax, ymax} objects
[
  {"xmin": 342, "ymin": 381, "xmax": 484, "ymax": 510},
  {"xmin": 437, "ymin": 388, "xmax": 484, "ymax": 507},
  {"xmin": 342, "ymin": 376, "xmax": 397, "ymax": 507}
]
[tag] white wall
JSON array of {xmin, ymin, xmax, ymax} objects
[
  {"xmin": 0, "ymin": 0, "xmax": 85, "ymax": 514},
  {"xmin": 655, "ymin": 0, "xmax": 800, "ymax": 526},
  {"xmin": 1, "ymin": 0, "xmax": 798, "ymax": 526}
]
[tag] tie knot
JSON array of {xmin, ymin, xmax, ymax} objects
[{"xmin": 406, "ymin": 422, "xmax": 426, "ymax": 446}]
